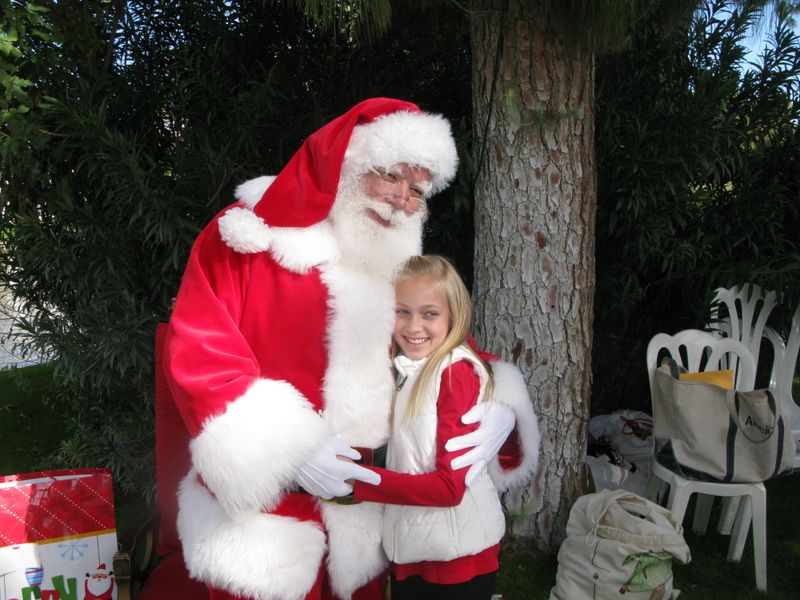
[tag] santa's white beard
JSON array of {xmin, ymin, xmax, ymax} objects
[{"xmin": 329, "ymin": 175, "xmax": 425, "ymax": 280}]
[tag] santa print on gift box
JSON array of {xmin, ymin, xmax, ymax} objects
[{"xmin": 84, "ymin": 563, "xmax": 114, "ymax": 600}]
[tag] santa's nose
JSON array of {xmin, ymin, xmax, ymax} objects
[
  {"xmin": 384, "ymin": 183, "xmax": 411, "ymax": 207},
  {"xmin": 386, "ymin": 188, "xmax": 425, "ymax": 217}
]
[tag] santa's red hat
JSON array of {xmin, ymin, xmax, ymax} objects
[{"xmin": 251, "ymin": 97, "xmax": 459, "ymax": 228}]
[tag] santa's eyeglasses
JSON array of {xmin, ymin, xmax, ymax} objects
[{"xmin": 366, "ymin": 170, "xmax": 429, "ymax": 215}]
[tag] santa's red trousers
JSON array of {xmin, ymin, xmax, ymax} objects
[{"xmin": 207, "ymin": 569, "xmax": 388, "ymax": 600}]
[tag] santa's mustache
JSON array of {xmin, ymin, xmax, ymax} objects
[
  {"xmin": 369, "ymin": 204, "xmax": 406, "ymax": 225},
  {"xmin": 368, "ymin": 200, "xmax": 428, "ymax": 227}
]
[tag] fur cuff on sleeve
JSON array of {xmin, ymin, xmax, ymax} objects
[
  {"xmin": 488, "ymin": 361, "xmax": 541, "ymax": 492},
  {"xmin": 190, "ymin": 378, "xmax": 329, "ymax": 516}
]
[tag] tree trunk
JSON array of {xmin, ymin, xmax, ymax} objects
[{"xmin": 471, "ymin": 0, "xmax": 596, "ymax": 552}]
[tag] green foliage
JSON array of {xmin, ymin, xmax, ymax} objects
[
  {"xmin": 593, "ymin": 0, "xmax": 800, "ymax": 414},
  {"xmin": 279, "ymin": 0, "xmax": 394, "ymax": 41},
  {"xmin": 556, "ymin": 0, "xmax": 698, "ymax": 53},
  {"xmin": 0, "ymin": 1, "xmax": 50, "ymax": 122},
  {"xmin": 0, "ymin": 0, "xmax": 472, "ymax": 496}
]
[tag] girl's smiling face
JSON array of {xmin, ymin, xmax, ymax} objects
[{"xmin": 393, "ymin": 275, "xmax": 450, "ymax": 360}]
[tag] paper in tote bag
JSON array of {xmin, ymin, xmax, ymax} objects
[
  {"xmin": 0, "ymin": 468, "xmax": 118, "ymax": 600},
  {"xmin": 652, "ymin": 358, "xmax": 795, "ymax": 483}
]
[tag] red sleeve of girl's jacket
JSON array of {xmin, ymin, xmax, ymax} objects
[{"xmin": 354, "ymin": 361, "xmax": 481, "ymax": 506}]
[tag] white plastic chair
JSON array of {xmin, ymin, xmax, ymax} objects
[
  {"xmin": 710, "ymin": 283, "xmax": 777, "ymax": 370},
  {"xmin": 708, "ymin": 284, "xmax": 777, "ymax": 534},
  {"xmin": 764, "ymin": 302, "xmax": 800, "ymax": 469},
  {"xmin": 645, "ymin": 329, "xmax": 767, "ymax": 592}
]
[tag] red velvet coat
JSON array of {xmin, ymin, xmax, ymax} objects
[{"xmin": 163, "ymin": 177, "xmax": 540, "ymax": 600}]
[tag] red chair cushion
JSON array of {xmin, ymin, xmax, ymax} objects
[
  {"xmin": 154, "ymin": 323, "xmax": 192, "ymax": 555},
  {"xmin": 137, "ymin": 552, "xmax": 209, "ymax": 600}
]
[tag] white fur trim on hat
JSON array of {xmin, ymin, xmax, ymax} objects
[
  {"xmin": 234, "ymin": 175, "xmax": 277, "ymax": 209},
  {"xmin": 218, "ymin": 175, "xmax": 340, "ymax": 271},
  {"xmin": 488, "ymin": 361, "xmax": 541, "ymax": 491},
  {"xmin": 189, "ymin": 378, "xmax": 331, "ymax": 517},
  {"xmin": 342, "ymin": 110, "xmax": 458, "ymax": 194}
]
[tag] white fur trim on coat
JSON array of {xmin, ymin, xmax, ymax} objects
[
  {"xmin": 178, "ymin": 472, "xmax": 325, "ymax": 600},
  {"xmin": 488, "ymin": 361, "xmax": 541, "ymax": 492},
  {"xmin": 321, "ymin": 502, "xmax": 388, "ymax": 599},
  {"xmin": 342, "ymin": 110, "xmax": 458, "ymax": 195},
  {"xmin": 319, "ymin": 264, "xmax": 395, "ymax": 448},
  {"xmin": 190, "ymin": 378, "xmax": 330, "ymax": 517}
]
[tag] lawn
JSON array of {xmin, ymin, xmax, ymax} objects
[
  {"xmin": 2, "ymin": 363, "xmax": 798, "ymax": 598},
  {"xmin": 0, "ymin": 363, "xmax": 65, "ymax": 474},
  {"xmin": 497, "ymin": 472, "xmax": 800, "ymax": 598}
]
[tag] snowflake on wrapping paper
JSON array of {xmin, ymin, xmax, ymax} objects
[{"xmin": 59, "ymin": 539, "xmax": 89, "ymax": 560}]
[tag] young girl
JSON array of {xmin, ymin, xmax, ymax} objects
[{"xmin": 353, "ymin": 255, "xmax": 505, "ymax": 600}]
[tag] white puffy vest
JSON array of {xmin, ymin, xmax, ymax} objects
[{"xmin": 382, "ymin": 346, "xmax": 506, "ymax": 564}]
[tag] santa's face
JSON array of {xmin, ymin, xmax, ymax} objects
[
  {"xmin": 329, "ymin": 163, "xmax": 431, "ymax": 278},
  {"xmin": 360, "ymin": 164, "xmax": 432, "ymax": 227},
  {"xmin": 85, "ymin": 566, "xmax": 114, "ymax": 598}
]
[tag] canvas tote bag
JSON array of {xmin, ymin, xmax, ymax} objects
[
  {"xmin": 550, "ymin": 489, "xmax": 690, "ymax": 600},
  {"xmin": 652, "ymin": 358, "xmax": 795, "ymax": 482}
]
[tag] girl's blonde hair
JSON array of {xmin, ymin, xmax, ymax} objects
[{"xmin": 394, "ymin": 255, "xmax": 494, "ymax": 418}]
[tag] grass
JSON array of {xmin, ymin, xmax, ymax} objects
[
  {"xmin": 2, "ymin": 364, "xmax": 799, "ymax": 598},
  {"xmin": 0, "ymin": 363, "xmax": 65, "ymax": 474}
]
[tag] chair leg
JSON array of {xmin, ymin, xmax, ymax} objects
[
  {"xmin": 666, "ymin": 480, "xmax": 692, "ymax": 527},
  {"xmin": 692, "ymin": 494, "xmax": 714, "ymax": 535},
  {"xmin": 645, "ymin": 474, "xmax": 663, "ymax": 503},
  {"xmin": 750, "ymin": 490, "xmax": 768, "ymax": 593},
  {"xmin": 113, "ymin": 551, "xmax": 133, "ymax": 600},
  {"xmin": 727, "ymin": 490, "xmax": 768, "ymax": 593},
  {"xmin": 727, "ymin": 495, "xmax": 751, "ymax": 562},
  {"xmin": 717, "ymin": 496, "xmax": 741, "ymax": 535}
]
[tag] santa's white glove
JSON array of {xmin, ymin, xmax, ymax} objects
[
  {"xmin": 445, "ymin": 402, "xmax": 515, "ymax": 487},
  {"xmin": 295, "ymin": 435, "xmax": 381, "ymax": 499}
]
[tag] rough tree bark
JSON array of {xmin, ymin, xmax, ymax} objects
[{"xmin": 471, "ymin": 0, "xmax": 596, "ymax": 552}]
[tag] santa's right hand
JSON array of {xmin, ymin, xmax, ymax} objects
[{"xmin": 295, "ymin": 435, "xmax": 381, "ymax": 499}]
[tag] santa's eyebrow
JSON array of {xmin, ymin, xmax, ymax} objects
[{"xmin": 414, "ymin": 180, "xmax": 433, "ymax": 195}]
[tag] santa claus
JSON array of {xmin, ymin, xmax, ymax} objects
[
  {"xmin": 164, "ymin": 98, "xmax": 539, "ymax": 600},
  {"xmin": 84, "ymin": 563, "xmax": 114, "ymax": 600}
]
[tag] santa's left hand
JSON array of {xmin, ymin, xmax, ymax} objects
[{"xmin": 445, "ymin": 402, "xmax": 515, "ymax": 487}]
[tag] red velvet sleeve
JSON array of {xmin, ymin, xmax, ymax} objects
[
  {"xmin": 354, "ymin": 361, "xmax": 481, "ymax": 507},
  {"xmin": 165, "ymin": 215, "xmax": 261, "ymax": 435}
]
